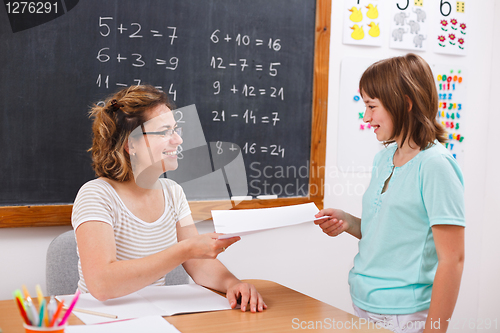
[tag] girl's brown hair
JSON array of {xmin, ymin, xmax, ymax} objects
[
  {"xmin": 89, "ymin": 85, "xmax": 174, "ymax": 182},
  {"xmin": 359, "ymin": 53, "xmax": 446, "ymax": 150}
]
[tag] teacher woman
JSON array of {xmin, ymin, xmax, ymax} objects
[{"xmin": 72, "ymin": 85, "xmax": 266, "ymax": 313}]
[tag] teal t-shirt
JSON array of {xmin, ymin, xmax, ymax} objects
[{"xmin": 349, "ymin": 142, "xmax": 465, "ymax": 314}]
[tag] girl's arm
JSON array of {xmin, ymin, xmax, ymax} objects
[
  {"xmin": 315, "ymin": 208, "xmax": 362, "ymax": 239},
  {"xmin": 179, "ymin": 216, "xmax": 267, "ymax": 312},
  {"xmin": 424, "ymin": 225, "xmax": 465, "ymax": 333}
]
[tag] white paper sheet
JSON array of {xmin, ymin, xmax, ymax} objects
[
  {"xmin": 57, "ymin": 284, "xmax": 231, "ymax": 325},
  {"xmin": 137, "ymin": 284, "xmax": 231, "ymax": 316},
  {"xmin": 65, "ymin": 316, "xmax": 180, "ymax": 333},
  {"xmin": 212, "ymin": 202, "xmax": 324, "ymax": 239}
]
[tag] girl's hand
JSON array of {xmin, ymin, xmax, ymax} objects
[
  {"xmin": 314, "ymin": 208, "xmax": 349, "ymax": 237},
  {"xmin": 226, "ymin": 282, "xmax": 267, "ymax": 313}
]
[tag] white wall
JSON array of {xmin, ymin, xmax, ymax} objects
[
  {"xmin": 0, "ymin": 226, "xmax": 72, "ymax": 298},
  {"xmin": 1, "ymin": 2, "xmax": 499, "ymax": 331},
  {"xmin": 477, "ymin": 0, "xmax": 500, "ymax": 326}
]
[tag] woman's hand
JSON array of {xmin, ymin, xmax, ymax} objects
[
  {"xmin": 184, "ymin": 233, "xmax": 240, "ymax": 259},
  {"xmin": 226, "ymin": 282, "xmax": 267, "ymax": 313},
  {"xmin": 314, "ymin": 208, "xmax": 349, "ymax": 237}
]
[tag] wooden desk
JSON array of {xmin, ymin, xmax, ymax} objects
[{"xmin": 0, "ymin": 280, "xmax": 389, "ymax": 332}]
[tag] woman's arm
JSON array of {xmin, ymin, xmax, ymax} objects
[
  {"xmin": 315, "ymin": 208, "xmax": 362, "ymax": 239},
  {"xmin": 424, "ymin": 225, "xmax": 465, "ymax": 333},
  {"xmin": 75, "ymin": 219, "xmax": 238, "ymax": 301},
  {"xmin": 178, "ymin": 216, "xmax": 267, "ymax": 312}
]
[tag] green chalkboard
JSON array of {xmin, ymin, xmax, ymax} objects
[{"xmin": 0, "ymin": 0, "xmax": 316, "ymax": 205}]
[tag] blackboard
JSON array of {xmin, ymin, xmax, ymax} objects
[{"xmin": 0, "ymin": 0, "xmax": 331, "ymax": 228}]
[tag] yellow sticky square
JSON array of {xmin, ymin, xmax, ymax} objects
[
  {"xmin": 414, "ymin": 0, "xmax": 423, "ymax": 7},
  {"xmin": 456, "ymin": 1, "xmax": 465, "ymax": 13}
]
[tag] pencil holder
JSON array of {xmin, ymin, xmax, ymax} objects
[{"xmin": 23, "ymin": 323, "xmax": 66, "ymax": 333}]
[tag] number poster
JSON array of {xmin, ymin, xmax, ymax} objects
[
  {"xmin": 389, "ymin": 0, "xmax": 431, "ymax": 51},
  {"xmin": 432, "ymin": 65, "xmax": 466, "ymax": 166},
  {"xmin": 343, "ymin": 0, "xmax": 384, "ymax": 47},
  {"xmin": 434, "ymin": 0, "xmax": 468, "ymax": 55}
]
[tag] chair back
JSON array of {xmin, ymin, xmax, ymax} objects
[
  {"xmin": 46, "ymin": 230, "xmax": 80, "ymax": 296},
  {"xmin": 46, "ymin": 230, "xmax": 189, "ymax": 295}
]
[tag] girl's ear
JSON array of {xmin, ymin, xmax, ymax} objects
[{"xmin": 405, "ymin": 95, "xmax": 413, "ymax": 112}]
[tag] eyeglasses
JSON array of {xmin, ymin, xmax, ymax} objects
[{"xmin": 142, "ymin": 127, "xmax": 183, "ymax": 138}]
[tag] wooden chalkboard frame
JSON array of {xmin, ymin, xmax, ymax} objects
[{"xmin": 0, "ymin": 0, "xmax": 331, "ymax": 228}]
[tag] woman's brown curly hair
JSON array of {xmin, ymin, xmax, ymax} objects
[{"xmin": 88, "ymin": 85, "xmax": 175, "ymax": 182}]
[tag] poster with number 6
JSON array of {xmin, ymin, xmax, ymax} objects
[
  {"xmin": 389, "ymin": 0, "xmax": 431, "ymax": 51},
  {"xmin": 434, "ymin": 0, "xmax": 468, "ymax": 55}
]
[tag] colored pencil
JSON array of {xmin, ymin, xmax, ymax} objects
[
  {"xmin": 14, "ymin": 296, "xmax": 30, "ymax": 325},
  {"xmin": 58, "ymin": 290, "xmax": 80, "ymax": 326},
  {"xmin": 35, "ymin": 285, "xmax": 44, "ymax": 306},
  {"xmin": 25, "ymin": 298, "xmax": 38, "ymax": 326},
  {"xmin": 21, "ymin": 285, "xmax": 31, "ymax": 300},
  {"xmin": 38, "ymin": 299, "xmax": 46, "ymax": 327},
  {"xmin": 64, "ymin": 306, "xmax": 118, "ymax": 319},
  {"xmin": 49, "ymin": 300, "xmax": 65, "ymax": 327}
]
